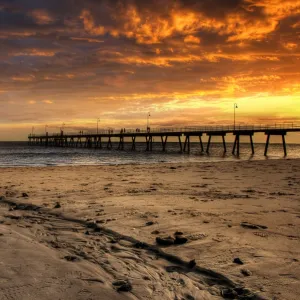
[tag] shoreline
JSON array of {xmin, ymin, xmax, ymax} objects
[{"xmin": 0, "ymin": 156, "xmax": 299, "ymax": 169}]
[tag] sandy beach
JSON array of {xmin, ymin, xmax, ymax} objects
[{"xmin": 0, "ymin": 159, "xmax": 299, "ymax": 300}]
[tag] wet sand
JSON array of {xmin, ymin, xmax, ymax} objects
[{"xmin": 0, "ymin": 159, "xmax": 300, "ymax": 299}]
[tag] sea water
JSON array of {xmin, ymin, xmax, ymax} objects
[{"xmin": 0, "ymin": 141, "xmax": 299, "ymax": 167}]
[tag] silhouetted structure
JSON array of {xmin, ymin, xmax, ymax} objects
[{"xmin": 28, "ymin": 124, "xmax": 299, "ymax": 156}]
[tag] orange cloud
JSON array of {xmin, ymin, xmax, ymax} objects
[
  {"xmin": 114, "ymin": 52, "xmax": 281, "ymax": 67},
  {"xmin": 11, "ymin": 75, "xmax": 35, "ymax": 82},
  {"xmin": 79, "ymin": 7, "xmax": 200, "ymax": 44},
  {"xmin": 79, "ymin": 1, "xmax": 300, "ymax": 45},
  {"xmin": 30, "ymin": 9, "xmax": 54, "ymax": 25},
  {"xmin": 224, "ymin": 14, "xmax": 278, "ymax": 42},
  {"xmin": 12, "ymin": 49, "xmax": 56, "ymax": 57},
  {"xmin": 42, "ymin": 100, "xmax": 53, "ymax": 104},
  {"xmin": 70, "ymin": 37, "xmax": 104, "ymax": 43},
  {"xmin": 80, "ymin": 9, "xmax": 106, "ymax": 35},
  {"xmin": 184, "ymin": 35, "xmax": 201, "ymax": 44},
  {"xmin": 292, "ymin": 21, "xmax": 300, "ymax": 28},
  {"xmin": 116, "ymin": 54, "xmax": 203, "ymax": 67},
  {"xmin": 224, "ymin": 0, "xmax": 300, "ymax": 41},
  {"xmin": 283, "ymin": 42, "xmax": 298, "ymax": 50},
  {"xmin": 44, "ymin": 72, "xmax": 95, "ymax": 81},
  {"xmin": 211, "ymin": 74, "xmax": 282, "ymax": 94},
  {"xmin": 0, "ymin": 31, "xmax": 34, "ymax": 39},
  {"xmin": 219, "ymin": 75, "xmax": 281, "ymax": 83}
]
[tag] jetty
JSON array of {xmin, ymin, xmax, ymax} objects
[{"xmin": 28, "ymin": 124, "xmax": 300, "ymax": 156}]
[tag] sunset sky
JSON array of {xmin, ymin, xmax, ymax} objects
[{"xmin": 1, "ymin": 0, "xmax": 300, "ymax": 140}]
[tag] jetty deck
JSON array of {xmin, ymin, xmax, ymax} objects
[{"xmin": 28, "ymin": 124, "xmax": 300, "ymax": 156}]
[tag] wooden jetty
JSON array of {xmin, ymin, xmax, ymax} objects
[{"xmin": 28, "ymin": 124, "xmax": 300, "ymax": 156}]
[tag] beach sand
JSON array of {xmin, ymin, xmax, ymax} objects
[{"xmin": 0, "ymin": 159, "xmax": 299, "ymax": 299}]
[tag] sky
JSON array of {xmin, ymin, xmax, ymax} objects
[{"xmin": 0, "ymin": 0, "xmax": 300, "ymax": 140}]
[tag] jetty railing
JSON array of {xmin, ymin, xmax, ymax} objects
[{"xmin": 29, "ymin": 123, "xmax": 300, "ymax": 137}]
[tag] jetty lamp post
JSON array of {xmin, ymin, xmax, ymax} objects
[
  {"xmin": 234, "ymin": 103, "xmax": 238, "ymax": 130},
  {"xmin": 31, "ymin": 126, "xmax": 35, "ymax": 136},
  {"xmin": 60, "ymin": 123, "xmax": 65, "ymax": 135},
  {"xmin": 147, "ymin": 112, "xmax": 151, "ymax": 131},
  {"xmin": 45, "ymin": 125, "xmax": 48, "ymax": 134},
  {"xmin": 97, "ymin": 118, "xmax": 100, "ymax": 134}
]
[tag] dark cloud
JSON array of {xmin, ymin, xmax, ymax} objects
[
  {"xmin": 179, "ymin": 0, "xmax": 247, "ymax": 16},
  {"xmin": 0, "ymin": 0, "xmax": 299, "ymax": 133}
]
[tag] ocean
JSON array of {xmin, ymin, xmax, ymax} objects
[{"xmin": 0, "ymin": 141, "xmax": 299, "ymax": 167}]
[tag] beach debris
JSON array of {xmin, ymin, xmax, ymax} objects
[
  {"xmin": 233, "ymin": 257, "xmax": 244, "ymax": 265},
  {"xmin": 242, "ymin": 189, "xmax": 256, "ymax": 194},
  {"xmin": 145, "ymin": 221, "xmax": 154, "ymax": 226},
  {"xmin": 14, "ymin": 204, "xmax": 40, "ymax": 211},
  {"xmin": 184, "ymin": 294, "xmax": 195, "ymax": 300},
  {"xmin": 241, "ymin": 269, "xmax": 252, "ymax": 276},
  {"xmin": 0, "ymin": 196, "xmax": 5, "ymax": 201},
  {"xmin": 5, "ymin": 215, "xmax": 21, "ymax": 220},
  {"xmin": 113, "ymin": 280, "xmax": 132, "ymax": 292},
  {"xmin": 170, "ymin": 167, "xmax": 177, "ymax": 170},
  {"xmin": 85, "ymin": 231, "xmax": 90, "ymax": 235},
  {"xmin": 86, "ymin": 222, "xmax": 97, "ymax": 229},
  {"xmin": 134, "ymin": 242, "xmax": 147, "ymax": 249},
  {"xmin": 240, "ymin": 222, "xmax": 268, "ymax": 230},
  {"xmin": 174, "ymin": 236, "xmax": 188, "ymax": 245},
  {"xmin": 96, "ymin": 220, "xmax": 105, "ymax": 224},
  {"xmin": 221, "ymin": 287, "xmax": 255, "ymax": 299},
  {"xmin": 22, "ymin": 192, "xmax": 28, "ymax": 198},
  {"xmin": 82, "ymin": 278, "xmax": 104, "ymax": 283},
  {"xmin": 54, "ymin": 202, "xmax": 61, "ymax": 209},
  {"xmin": 177, "ymin": 278, "xmax": 185, "ymax": 286},
  {"xmin": 166, "ymin": 266, "xmax": 185, "ymax": 273},
  {"xmin": 221, "ymin": 288, "xmax": 238, "ymax": 298},
  {"xmin": 156, "ymin": 236, "xmax": 175, "ymax": 246},
  {"xmin": 64, "ymin": 255, "xmax": 79, "ymax": 262},
  {"xmin": 174, "ymin": 231, "xmax": 183, "ymax": 236},
  {"xmin": 151, "ymin": 230, "xmax": 160, "ymax": 235},
  {"xmin": 188, "ymin": 259, "xmax": 196, "ymax": 269}
]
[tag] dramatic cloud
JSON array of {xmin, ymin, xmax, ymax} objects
[
  {"xmin": 29, "ymin": 9, "xmax": 55, "ymax": 25},
  {"xmin": 0, "ymin": 0, "xmax": 299, "ymax": 139}
]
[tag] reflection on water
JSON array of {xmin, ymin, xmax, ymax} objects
[{"xmin": 0, "ymin": 142, "xmax": 299, "ymax": 167}]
